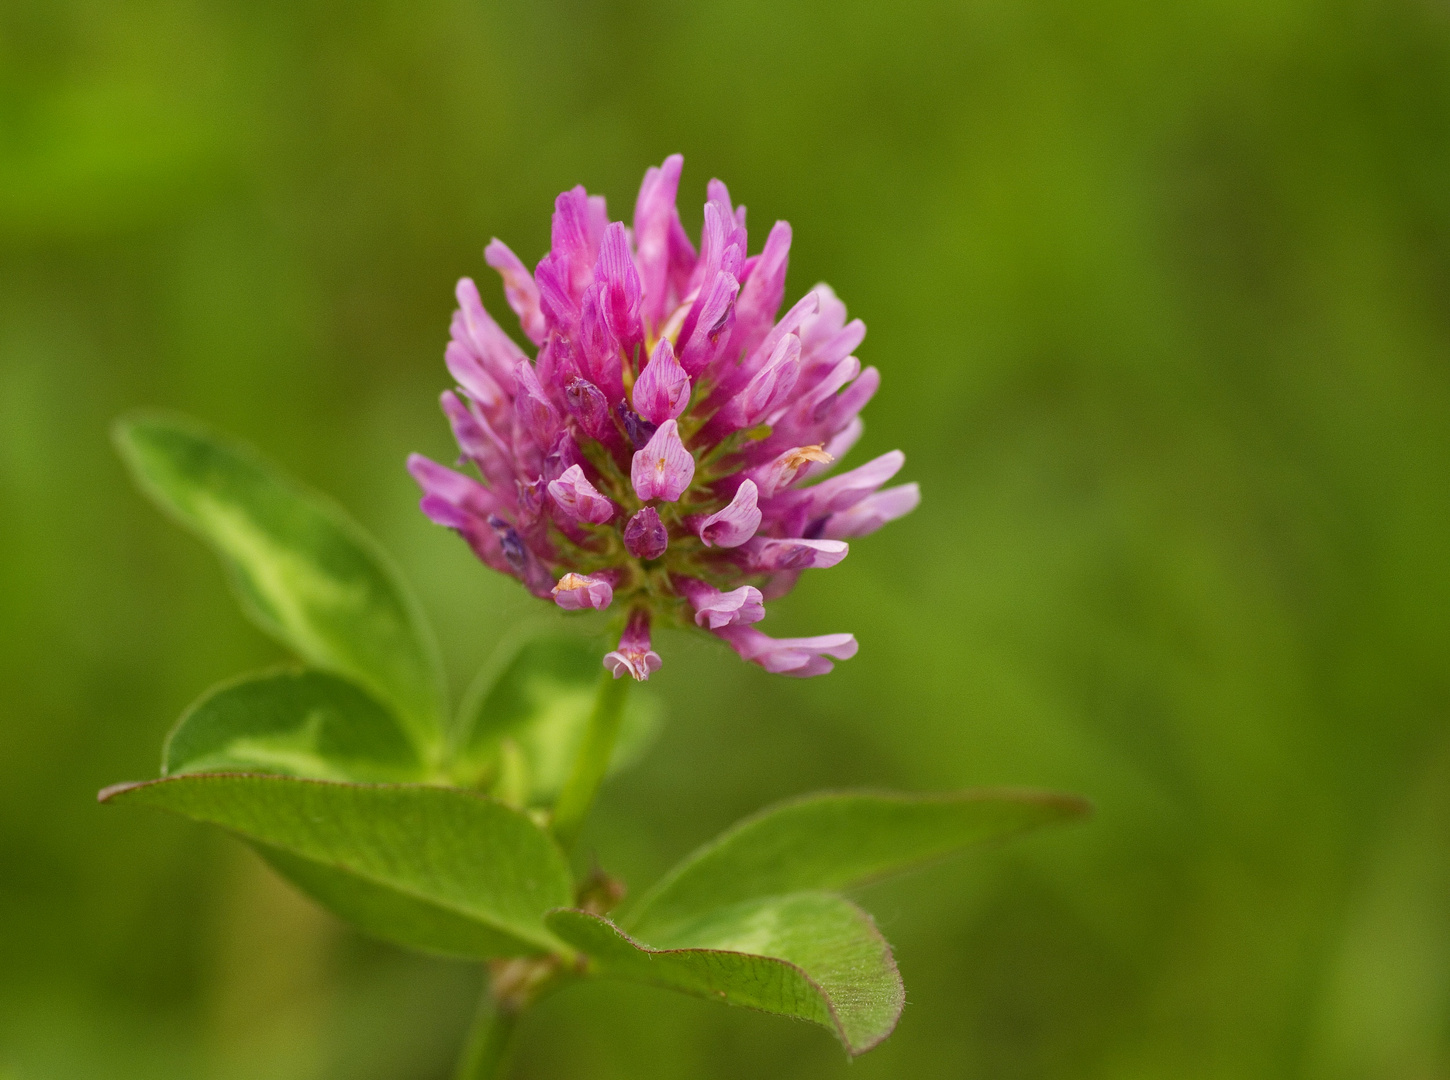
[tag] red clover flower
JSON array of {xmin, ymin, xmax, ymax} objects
[{"xmin": 410, "ymin": 156, "xmax": 918, "ymax": 680}]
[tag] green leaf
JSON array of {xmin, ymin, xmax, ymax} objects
[
  {"xmin": 100, "ymin": 774, "xmax": 572, "ymax": 959},
  {"xmin": 548, "ymin": 893, "xmax": 903, "ymax": 1056},
  {"xmin": 453, "ymin": 635, "xmax": 661, "ymax": 803},
  {"xmin": 629, "ymin": 788, "xmax": 1091, "ymax": 938},
  {"xmin": 164, "ymin": 669, "xmax": 425, "ymax": 782},
  {"xmin": 113, "ymin": 413, "xmax": 446, "ymax": 753}
]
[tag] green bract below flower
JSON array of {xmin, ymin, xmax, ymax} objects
[{"xmin": 410, "ymin": 155, "xmax": 920, "ymax": 680}]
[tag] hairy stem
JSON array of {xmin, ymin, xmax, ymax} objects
[
  {"xmin": 551, "ymin": 671, "xmax": 630, "ymax": 850},
  {"xmin": 453, "ymin": 989, "xmax": 519, "ymax": 1080}
]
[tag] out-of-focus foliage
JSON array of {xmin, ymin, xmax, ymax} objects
[
  {"xmin": 1, "ymin": 0, "xmax": 1447, "ymax": 1077},
  {"xmin": 113, "ymin": 414, "xmax": 448, "ymax": 752}
]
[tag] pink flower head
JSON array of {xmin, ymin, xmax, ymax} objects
[{"xmin": 411, "ymin": 156, "xmax": 918, "ymax": 679}]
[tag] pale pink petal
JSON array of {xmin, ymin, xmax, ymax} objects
[
  {"xmin": 631, "ymin": 419, "xmax": 694, "ymax": 502},
  {"xmin": 714, "ymin": 626, "xmax": 858, "ymax": 677},
  {"xmin": 737, "ymin": 536, "xmax": 849, "ymax": 572},
  {"xmin": 698, "ymin": 480, "xmax": 762, "ymax": 548},
  {"xmin": 677, "ymin": 578, "xmax": 765, "ymax": 629},
  {"xmin": 547, "ymin": 464, "xmax": 616, "ymax": 525},
  {"xmin": 604, "ymin": 609, "xmax": 663, "ymax": 681},
  {"xmin": 552, "ymin": 572, "xmax": 614, "ymax": 611},
  {"xmin": 820, "ymin": 483, "xmax": 921, "ymax": 539}
]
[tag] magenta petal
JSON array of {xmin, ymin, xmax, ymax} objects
[
  {"xmin": 595, "ymin": 221, "xmax": 644, "ymax": 359},
  {"xmin": 513, "ymin": 359, "xmax": 561, "ymax": 445},
  {"xmin": 634, "ymin": 155, "xmax": 686, "ymax": 328},
  {"xmin": 440, "ymin": 390, "xmax": 516, "ymax": 494},
  {"xmin": 603, "ymin": 648, "xmax": 662, "ymax": 681},
  {"xmin": 632, "ymin": 338, "xmax": 691, "ymax": 424},
  {"xmin": 484, "ymin": 239, "xmax": 547, "ymax": 345},
  {"xmin": 550, "ymin": 185, "xmax": 601, "ymax": 300},
  {"xmin": 408, "ymin": 455, "xmax": 521, "ymax": 579},
  {"xmin": 817, "ymin": 417, "xmax": 865, "ymax": 473},
  {"xmin": 448, "ymin": 278, "xmax": 525, "ymax": 407},
  {"xmin": 552, "ymin": 572, "xmax": 614, "ymax": 611},
  {"xmin": 578, "ymin": 286, "xmax": 625, "ymax": 402},
  {"xmin": 408, "ymin": 453, "xmax": 500, "ymax": 521},
  {"xmin": 798, "ymin": 355, "xmax": 862, "ymax": 415},
  {"xmin": 542, "ymin": 431, "xmax": 583, "ymax": 486},
  {"xmin": 452, "ymin": 278, "xmax": 525, "ymax": 391},
  {"xmin": 735, "ymin": 291, "xmax": 818, "ymax": 392},
  {"xmin": 799, "ymin": 283, "xmax": 863, "ymax": 366},
  {"xmin": 677, "ymin": 270, "xmax": 740, "ymax": 377},
  {"xmin": 563, "ymin": 377, "xmax": 613, "ymax": 442},
  {"xmin": 698, "ymin": 480, "xmax": 762, "ymax": 548},
  {"xmin": 631, "ymin": 419, "xmax": 694, "ymax": 503},
  {"xmin": 445, "ymin": 340, "xmax": 506, "ymax": 415},
  {"xmin": 684, "ymin": 201, "xmax": 729, "ymax": 303},
  {"xmin": 533, "ymin": 253, "xmax": 578, "ymax": 330},
  {"xmin": 815, "ymin": 366, "xmax": 880, "ymax": 436},
  {"xmin": 547, "ymin": 464, "xmax": 616, "ymax": 525},
  {"xmin": 616, "ymin": 403, "xmax": 657, "ymax": 448},
  {"xmin": 729, "ymin": 220, "xmax": 791, "ymax": 361},
  {"xmin": 720, "ymin": 334, "xmax": 801, "ymax": 430}
]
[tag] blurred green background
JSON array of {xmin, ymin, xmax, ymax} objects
[{"xmin": 3, "ymin": 0, "xmax": 1449, "ymax": 1076}]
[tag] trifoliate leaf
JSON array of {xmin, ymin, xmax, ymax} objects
[
  {"xmin": 549, "ymin": 892, "xmax": 903, "ymax": 1055},
  {"xmin": 630, "ymin": 788, "xmax": 1090, "ymax": 938},
  {"xmin": 164, "ymin": 668, "xmax": 425, "ymax": 782},
  {"xmin": 101, "ymin": 774, "xmax": 572, "ymax": 959}
]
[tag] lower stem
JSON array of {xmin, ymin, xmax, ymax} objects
[
  {"xmin": 550, "ymin": 670, "xmax": 630, "ymax": 851},
  {"xmin": 453, "ymin": 989, "xmax": 519, "ymax": 1080}
]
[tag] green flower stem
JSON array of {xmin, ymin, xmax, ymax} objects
[
  {"xmin": 453, "ymin": 990, "xmax": 520, "ymax": 1080},
  {"xmin": 551, "ymin": 671, "xmax": 630, "ymax": 850}
]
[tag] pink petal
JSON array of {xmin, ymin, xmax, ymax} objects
[
  {"xmin": 698, "ymin": 480, "xmax": 762, "ymax": 548},
  {"xmin": 677, "ymin": 578, "xmax": 765, "ymax": 629},
  {"xmin": 552, "ymin": 572, "xmax": 614, "ymax": 611},
  {"xmin": 632, "ymin": 338, "xmax": 691, "ymax": 424},
  {"xmin": 738, "ymin": 536, "xmax": 849, "ymax": 572},
  {"xmin": 547, "ymin": 464, "xmax": 616, "ymax": 525},
  {"xmin": 820, "ymin": 483, "xmax": 920, "ymax": 539},
  {"xmin": 484, "ymin": 239, "xmax": 547, "ymax": 345}
]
